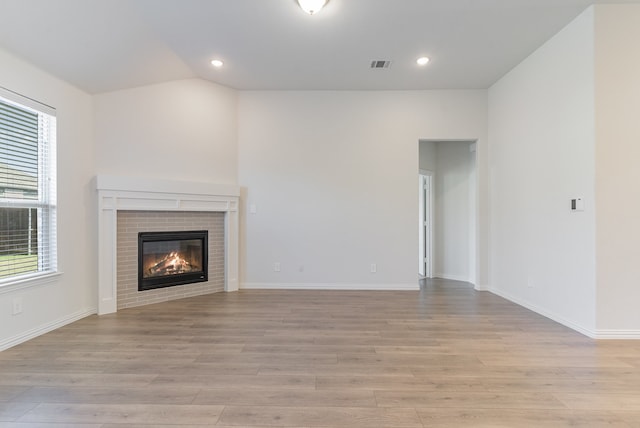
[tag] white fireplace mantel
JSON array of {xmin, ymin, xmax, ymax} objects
[{"xmin": 95, "ymin": 175, "xmax": 240, "ymax": 315}]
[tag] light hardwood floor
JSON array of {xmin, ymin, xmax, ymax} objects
[{"xmin": 1, "ymin": 278, "xmax": 640, "ymax": 427}]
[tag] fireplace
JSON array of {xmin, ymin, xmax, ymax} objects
[
  {"xmin": 96, "ymin": 175, "xmax": 239, "ymax": 314},
  {"xmin": 138, "ymin": 230, "xmax": 208, "ymax": 291}
]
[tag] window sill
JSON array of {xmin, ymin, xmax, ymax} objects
[{"xmin": 0, "ymin": 272, "xmax": 64, "ymax": 295}]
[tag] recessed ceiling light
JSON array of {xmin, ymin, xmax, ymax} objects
[
  {"xmin": 297, "ymin": 0, "xmax": 328, "ymax": 15},
  {"xmin": 210, "ymin": 59, "xmax": 224, "ymax": 68},
  {"xmin": 416, "ymin": 57, "xmax": 430, "ymax": 66}
]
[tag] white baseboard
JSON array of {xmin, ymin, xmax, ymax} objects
[
  {"xmin": 241, "ymin": 282, "xmax": 419, "ymax": 291},
  {"xmin": 433, "ymin": 273, "xmax": 472, "ymax": 283},
  {"xmin": 0, "ymin": 307, "xmax": 96, "ymax": 351},
  {"xmin": 490, "ymin": 288, "xmax": 640, "ymax": 339},
  {"xmin": 489, "ymin": 287, "xmax": 596, "ymax": 338},
  {"xmin": 474, "ymin": 283, "xmax": 489, "ymax": 291},
  {"xmin": 592, "ymin": 330, "xmax": 640, "ymax": 339}
]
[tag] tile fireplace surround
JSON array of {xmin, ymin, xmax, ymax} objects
[{"xmin": 96, "ymin": 175, "xmax": 239, "ymax": 315}]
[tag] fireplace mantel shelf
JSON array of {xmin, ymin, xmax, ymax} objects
[{"xmin": 96, "ymin": 175, "xmax": 240, "ymax": 315}]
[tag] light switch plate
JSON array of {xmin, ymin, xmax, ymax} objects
[{"xmin": 571, "ymin": 197, "xmax": 584, "ymax": 212}]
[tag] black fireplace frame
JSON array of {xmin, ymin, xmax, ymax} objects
[{"xmin": 138, "ymin": 230, "xmax": 208, "ymax": 291}]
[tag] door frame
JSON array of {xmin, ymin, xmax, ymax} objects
[{"xmin": 419, "ymin": 169, "xmax": 434, "ymax": 278}]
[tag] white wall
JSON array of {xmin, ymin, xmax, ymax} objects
[
  {"xmin": 238, "ymin": 90, "xmax": 487, "ymax": 289},
  {"xmin": 433, "ymin": 141, "xmax": 475, "ymax": 282},
  {"xmin": 94, "ymin": 79, "xmax": 237, "ymax": 184},
  {"xmin": 488, "ymin": 8, "xmax": 596, "ymax": 334},
  {"xmin": 594, "ymin": 4, "xmax": 640, "ymax": 333},
  {"xmin": 0, "ymin": 47, "xmax": 96, "ymax": 349}
]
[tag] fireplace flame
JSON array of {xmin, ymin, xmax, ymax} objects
[{"xmin": 147, "ymin": 251, "xmax": 195, "ymax": 277}]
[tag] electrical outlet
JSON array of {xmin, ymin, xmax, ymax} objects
[
  {"xmin": 370, "ymin": 263, "xmax": 377, "ymax": 273},
  {"xmin": 273, "ymin": 262, "xmax": 281, "ymax": 272},
  {"xmin": 527, "ymin": 277, "xmax": 535, "ymax": 288},
  {"xmin": 12, "ymin": 297, "xmax": 23, "ymax": 315}
]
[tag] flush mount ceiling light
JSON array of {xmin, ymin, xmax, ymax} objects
[
  {"xmin": 297, "ymin": 0, "xmax": 328, "ymax": 15},
  {"xmin": 210, "ymin": 59, "xmax": 224, "ymax": 68},
  {"xmin": 416, "ymin": 56, "xmax": 430, "ymax": 66}
]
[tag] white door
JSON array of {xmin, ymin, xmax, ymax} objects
[{"xmin": 418, "ymin": 172, "xmax": 433, "ymax": 278}]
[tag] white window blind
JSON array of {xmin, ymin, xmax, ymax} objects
[{"xmin": 0, "ymin": 88, "xmax": 57, "ymax": 283}]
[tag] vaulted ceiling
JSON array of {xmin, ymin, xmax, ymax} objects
[{"xmin": 0, "ymin": 0, "xmax": 638, "ymax": 93}]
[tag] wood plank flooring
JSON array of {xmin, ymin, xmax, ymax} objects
[{"xmin": 1, "ymin": 278, "xmax": 640, "ymax": 427}]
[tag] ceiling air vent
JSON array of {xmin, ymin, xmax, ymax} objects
[{"xmin": 370, "ymin": 60, "xmax": 392, "ymax": 69}]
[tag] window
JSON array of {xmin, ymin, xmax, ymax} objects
[{"xmin": 0, "ymin": 88, "xmax": 57, "ymax": 284}]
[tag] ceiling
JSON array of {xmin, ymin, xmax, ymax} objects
[{"xmin": 0, "ymin": 0, "xmax": 638, "ymax": 94}]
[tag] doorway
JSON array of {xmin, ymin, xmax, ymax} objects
[{"xmin": 418, "ymin": 140, "xmax": 477, "ymax": 285}]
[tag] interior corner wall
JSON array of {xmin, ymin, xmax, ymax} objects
[
  {"xmin": 238, "ymin": 90, "xmax": 487, "ymax": 289},
  {"xmin": 93, "ymin": 78, "xmax": 238, "ymax": 184},
  {"xmin": 487, "ymin": 7, "xmax": 596, "ymax": 334},
  {"xmin": 0, "ymin": 47, "xmax": 96, "ymax": 350},
  {"xmin": 594, "ymin": 4, "xmax": 640, "ymax": 333}
]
